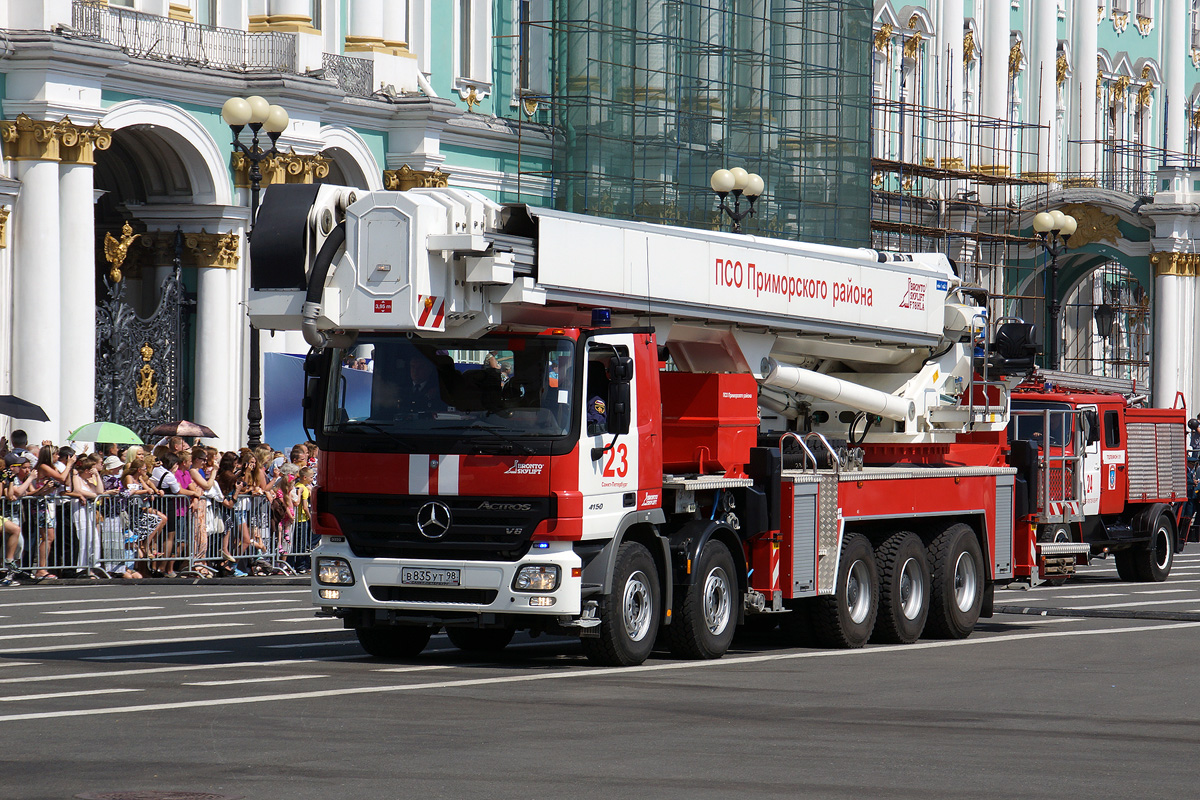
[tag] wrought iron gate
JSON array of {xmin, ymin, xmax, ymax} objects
[{"xmin": 95, "ymin": 225, "xmax": 188, "ymax": 440}]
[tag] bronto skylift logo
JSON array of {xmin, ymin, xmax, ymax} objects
[
  {"xmin": 504, "ymin": 460, "xmax": 545, "ymax": 476},
  {"xmin": 898, "ymin": 278, "xmax": 927, "ymax": 311}
]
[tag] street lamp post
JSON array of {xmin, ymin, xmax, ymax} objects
[
  {"xmin": 710, "ymin": 167, "xmax": 765, "ymax": 234},
  {"xmin": 222, "ymin": 95, "xmax": 290, "ymax": 448},
  {"xmin": 1032, "ymin": 209, "xmax": 1078, "ymax": 371}
]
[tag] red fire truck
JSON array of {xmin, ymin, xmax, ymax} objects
[
  {"xmin": 1007, "ymin": 370, "xmax": 1187, "ymax": 584},
  {"xmin": 247, "ymin": 184, "xmax": 1184, "ymax": 666}
]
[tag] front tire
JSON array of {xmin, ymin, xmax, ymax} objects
[
  {"xmin": 446, "ymin": 627, "xmax": 515, "ymax": 653},
  {"xmin": 355, "ymin": 625, "xmax": 433, "ymax": 659},
  {"xmin": 1133, "ymin": 513, "xmax": 1174, "ymax": 582},
  {"xmin": 871, "ymin": 531, "xmax": 930, "ymax": 644},
  {"xmin": 811, "ymin": 533, "xmax": 878, "ymax": 648},
  {"xmin": 924, "ymin": 523, "xmax": 984, "ymax": 640},
  {"xmin": 664, "ymin": 539, "xmax": 737, "ymax": 659},
  {"xmin": 582, "ymin": 541, "xmax": 662, "ymax": 666}
]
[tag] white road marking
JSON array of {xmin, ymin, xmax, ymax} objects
[
  {"xmin": 0, "ymin": 632, "xmax": 94, "ymax": 642},
  {"xmin": 84, "ymin": 649, "xmax": 229, "ymax": 661},
  {"xmin": 262, "ymin": 640, "xmax": 356, "ymax": 649},
  {"xmin": 990, "ymin": 616, "xmax": 1084, "ymax": 625},
  {"xmin": 0, "ymin": 657, "xmax": 363, "ymax": 685},
  {"xmin": 0, "ymin": 607, "xmax": 319, "ymax": 631},
  {"xmin": 1050, "ymin": 593, "xmax": 1124, "ymax": 599},
  {"xmin": 188, "ymin": 599, "xmax": 300, "ymax": 607},
  {"xmin": 46, "ymin": 606, "xmax": 164, "ymax": 615},
  {"xmin": 0, "ymin": 688, "xmax": 141, "ymax": 703},
  {"xmin": 3, "ymin": 620, "xmax": 1198, "ymax": 723},
  {"xmin": 126, "ymin": 623, "xmax": 252, "ymax": 632},
  {"xmin": 1081, "ymin": 598, "xmax": 1200, "ymax": 610},
  {"xmin": 184, "ymin": 674, "xmax": 326, "ymax": 687},
  {"xmin": 0, "ymin": 661, "xmax": 38, "ymax": 668},
  {"xmin": 1135, "ymin": 589, "xmax": 1195, "ymax": 595},
  {"xmin": 373, "ymin": 665, "xmax": 463, "ymax": 674}
]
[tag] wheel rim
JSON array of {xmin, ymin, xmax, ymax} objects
[
  {"xmin": 1053, "ymin": 528, "xmax": 1070, "ymax": 544},
  {"xmin": 952, "ymin": 551, "xmax": 978, "ymax": 613},
  {"xmin": 702, "ymin": 566, "xmax": 732, "ymax": 635},
  {"xmin": 846, "ymin": 558, "xmax": 872, "ymax": 624},
  {"xmin": 1154, "ymin": 525, "xmax": 1172, "ymax": 571},
  {"xmin": 898, "ymin": 556, "xmax": 925, "ymax": 620},
  {"xmin": 622, "ymin": 570, "xmax": 654, "ymax": 642}
]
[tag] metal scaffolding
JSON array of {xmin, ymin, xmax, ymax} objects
[{"xmin": 535, "ymin": 0, "xmax": 874, "ymax": 247}]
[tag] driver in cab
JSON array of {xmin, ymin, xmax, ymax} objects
[{"xmin": 406, "ymin": 357, "xmax": 444, "ymax": 413}]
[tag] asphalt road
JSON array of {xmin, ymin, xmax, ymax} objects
[{"xmin": 1, "ymin": 553, "xmax": 1199, "ymax": 800}]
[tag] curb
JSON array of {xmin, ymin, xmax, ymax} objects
[{"xmin": 994, "ymin": 604, "xmax": 1200, "ymax": 623}]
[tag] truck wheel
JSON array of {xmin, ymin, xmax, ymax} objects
[
  {"xmin": 924, "ymin": 523, "xmax": 984, "ymax": 640},
  {"xmin": 1133, "ymin": 513, "xmax": 1174, "ymax": 582},
  {"xmin": 1114, "ymin": 549, "xmax": 1139, "ymax": 582},
  {"xmin": 581, "ymin": 541, "xmax": 661, "ymax": 666},
  {"xmin": 355, "ymin": 625, "xmax": 433, "ymax": 659},
  {"xmin": 871, "ymin": 531, "xmax": 929, "ymax": 644},
  {"xmin": 811, "ymin": 533, "xmax": 878, "ymax": 648},
  {"xmin": 446, "ymin": 627, "xmax": 515, "ymax": 653},
  {"xmin": 664, "ymin": 539, "xmax": 737, "ymax": 659}
]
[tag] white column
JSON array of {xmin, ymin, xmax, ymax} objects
[
  {"xmin": 1153, "ymin": 272, "xmax": 1183, "ymax": 408},
  {"xmin": 1164, "ymin": 0, "xmax": 1187, "ymax": 156},
  {"xmin": 1032, "ymin": 0, "xmax": 1057, "ymax": 175},
  {"xmin": 58, "ymin": 162, "xmax": 96, "ymax": 433},
  {"xmin": 347, "ymin": 0, "xmax": 385, "ymax": 48},
  {"xmin": 1071, "ymin": 0, "xmax": 1098, "ymax": 176},
  {"xmin": 269, "ymin": 0, "xmax": 311, "ymax": 22},
  {"xmin": 12, "ymin": 159, "xmax": 62, "ymax": 443},
  {"xmin": 383, "ymin": 0, "xmax": 408, "ymax": 48},
  {"xmin": 981, "ymin": 0, "xmax": 1009, "ymax": 122},
  {"xmin": 941, "ymin": 0, "xmax": 965, "ymax": 148},
  {"xmin": 195, "ymin": 260, "xmax": 242, "ymax": 451}
]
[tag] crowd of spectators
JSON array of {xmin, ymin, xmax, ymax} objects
[{"xmin": 0, "ymin": 429, "xmax": 318, "ymax": 586}]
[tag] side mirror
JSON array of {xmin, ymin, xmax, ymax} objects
[
  {"xmin": 606, "ymin": 356, "xmax": 633, "ymax": 436},
  {"xmin": 1082, "ymin": 409, "xmax": 1100, "ymax": 445},
  {"xmin": 302, "ymin": 350, "xmax": 330, "ymax": 433}
]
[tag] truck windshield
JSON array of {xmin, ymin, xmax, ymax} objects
[
  {"xmin": 1009, "ymin": 401, "xmax": 1074, "ymax": 448},
  {"xmin": 324, "ymin": 335, "xmax": 576, "ymax": 450}
]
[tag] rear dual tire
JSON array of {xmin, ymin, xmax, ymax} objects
[
  {"xmin": 811, "ymin": 533, "xmax": 878, "ymax": 648},
  {"xmin": 871, "ymin": 531, "xmax": 930, "ymax": 644},
  {"xmin": 924, "ymin": 523, "xmax": 984, "ymax": 639}
]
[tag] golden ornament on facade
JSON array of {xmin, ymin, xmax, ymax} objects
[
  {"xmin": 1059, "ymin": 203, "xmax": 1120, "ymax": 249},
  {"xmin": 231, "ymin": 149, "xmax": 329, "ymax": 188},
  {"xmin": 383, "ymin": 164, "xmax": 450, "ymax": 191},
  {"xmin": 874, "ymin": 23, "xmax": 894, "ymax": 56},
  {"xmin": 1112, "ymin": 11, "xmax": 1130, "ymax": 34},
  {"xmin": 902, "ymin": 30, "xmax": 923, "ymax": 61},
  {"xmin": 103, "ymin": 222, "xmax": 142, "ymax": 283},
  {"xmin": 1056, "ymin": 54, "xmax": 1068, "ymax": 87},
  {"xmin": 0, "ymin": 114, "xmax": 111, "ymax": 164},
  {"xmin": 1136, "ymin": 80, "xmax": 1154, "ymax": 109},
  {"xmin": 1150, "ymin": 251, "xmax": 1200, "ymax": 277},
  {"xmin": 135, "ymin": 343, "xmax": 159, "ymax": 409},
  {"xmin": 963, "ymin": 30, "xmax": 975, "ymax": 64},
  {"xmin": 0, "ymin": 207, "xmax": 9, "ymax": 249},
  {"xmin": 1134, "ymin": 14, "xmax": 1152, "ymax": 36},
  {"xmin": 1008, "ymin": 41, "xmax": 1024, "ymax": 78},
  {"xmin": 463, "ymin": 86, "xmax": 482, "ymax": 112},
  {"xmin": 1113, "ymin": 75, "xmax": 1131, "ymax": 99}
]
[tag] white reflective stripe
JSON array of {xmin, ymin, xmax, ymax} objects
[
  {"xmin": 409, "ymin": 454, "xmax": 429, "ymax": 495},
  {"xmin": 439, "ymin": 454, "xmax": 459, "ymax": 496}
]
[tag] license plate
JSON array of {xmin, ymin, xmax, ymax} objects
[{"xmin": 401, "ymin": 567, "xmax": 461, "ymax": 587}]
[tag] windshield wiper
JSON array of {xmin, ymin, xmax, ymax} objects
[
  {"xmin": 336, "ymin": 421, "xmax": 414, "ymax": 449},
  {"xmin": 466, "ymin": 421, "xmax": 535, "ymax": 454}
]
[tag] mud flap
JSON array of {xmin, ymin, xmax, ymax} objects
[{"xmin": 980, "ymin": 583, "xmax": 994, "ymax": 618}]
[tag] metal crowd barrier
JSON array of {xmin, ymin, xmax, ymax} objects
[{"xmin": 3, "ymin": 493, "xmax": 314, "ymax": 579}]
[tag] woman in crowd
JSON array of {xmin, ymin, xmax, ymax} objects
[
  {"xmin": 67, "ymin": 454, "xmax": 106, "ymax": 578},
  {"xmin": 215, "ymin": 453, "xmax": 245, "ymax": 576},
  {"xmin": 33, "ymin": 444, "xmax": 75, "ymax": 579},
  {"xmin": 2, "ymin": 452, "xmax": 37, "ymax": 583},
  {"xmin": 241, "ymin": 449, "xmax": 270, "ymax": 555},
  {"xmin": 122, "ymin": 455, "xmax": 163, "ymax": 578}
]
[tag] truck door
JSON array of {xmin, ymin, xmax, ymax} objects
[
  {"xmin": 578, "ymin": 334, "xmax": 639, "ymax": 537},
  {"xmin": 1079, "ymin": 404, "xmax": 1101, "ymax": 517},
  {"xmin": 1099, "ymin": 406, "xmax": 1127, "ymax": 515}
]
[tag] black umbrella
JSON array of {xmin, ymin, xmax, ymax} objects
[{"xmin": 0, "ymin": 394, "xmax": 49, "ymax": 422}]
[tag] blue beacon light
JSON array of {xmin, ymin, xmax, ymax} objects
[{"xmin": 591, "ymin": 308, "xmax": 612, "ymax": 327}]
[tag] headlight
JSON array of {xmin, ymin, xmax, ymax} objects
[
  {"xmin": 316, "ymin": 557, "xmax": 354, "ymax": 585},
  {"xmin": 513, "ymin": 564, "xmax": 560, "ymax": 592}
]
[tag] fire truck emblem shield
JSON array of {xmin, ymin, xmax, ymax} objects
[{"xmin": 416, "ymin": 501, "xmax": 452, "ymax": 539}]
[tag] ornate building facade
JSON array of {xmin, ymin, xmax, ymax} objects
[
  {"xmin": 0, "ymin": 0, "xmax": 554, "ymax": 447},
  {"xmin": 871, "ymin": 0, "xmax": 1200, "ymax": 407}
]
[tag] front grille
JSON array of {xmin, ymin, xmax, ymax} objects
[
  {"xmin": 322, "ymin": 493, "xmax": 553, "ymax": 561},
  {"xmin": 369, "ymin": 586, "xmax": 498, "ymax": 604}
]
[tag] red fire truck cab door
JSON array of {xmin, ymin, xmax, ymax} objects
[{"xmin": 1098, "ymin": 406, "xmax": 1127, "ymax": 515}]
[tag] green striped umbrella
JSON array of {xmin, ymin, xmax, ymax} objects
[{"xmin": 67, "ymin": 422, "xmax": 144, "ymax": 445}]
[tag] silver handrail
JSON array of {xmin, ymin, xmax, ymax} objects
[
  {"xmin": 778, "ymin": 432, "xmax": 818, "ymax": 474},
  {"xmin": 804, "ymin": 432, "xmax": 841, "ymax": 476}
]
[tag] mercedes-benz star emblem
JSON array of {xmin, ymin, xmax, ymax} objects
[{"xmin": 416, "ymin": 501, "xmax": 452, "ymax": 539}]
